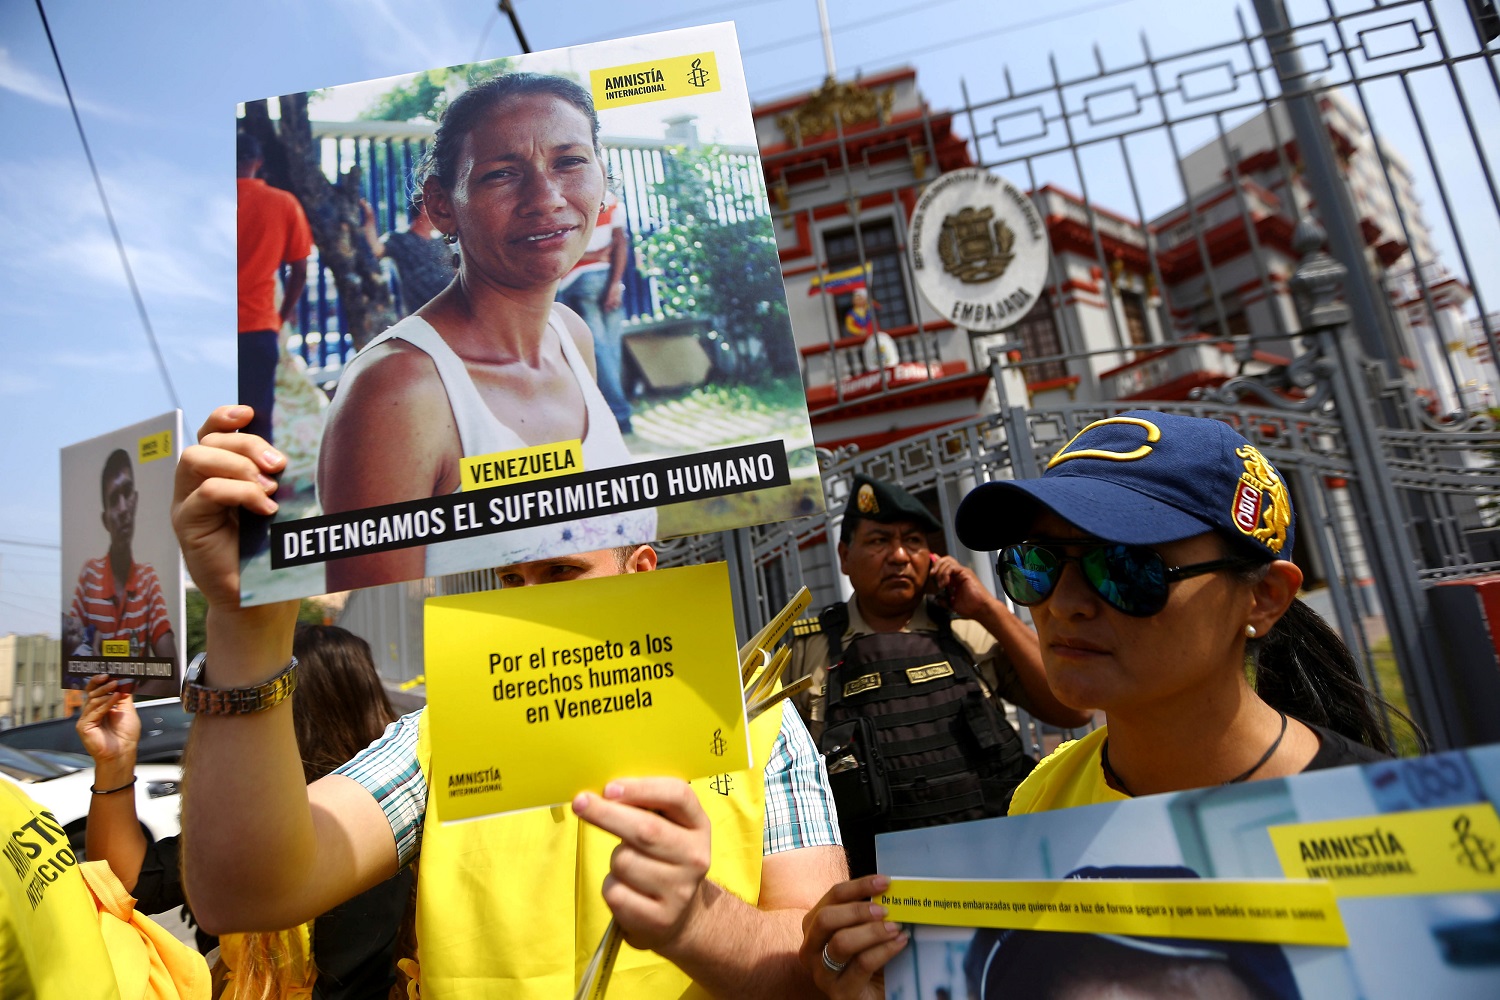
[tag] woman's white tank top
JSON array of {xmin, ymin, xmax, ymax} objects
[{"xmin": 353, "ymin": 308, "xmax": 656, "ymax": 576}]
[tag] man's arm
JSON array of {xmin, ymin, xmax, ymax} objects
[
  {"xmin": 932, "ymin": 556, "xmax": 1092, "ymax": 728},
  {"xmin": 278, "ymin": 260, "xmax": 308, "ymax": 327},
  {"xmin": 572, "ymin": 782, "xmax": 841, "ymax": 999},
  {"xmin": 602, "ymin": 225, "xmax": 628, "ymax": 313},
  {"xmin": 173, "ymin": 406, "xmax": 399, "ymax": 932}
]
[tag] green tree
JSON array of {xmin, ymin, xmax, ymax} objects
[
  {"xmin": 184, "ymin": 591, "xmax": 330, "ymax": 659},
  {"xmin": 360, "ymin": 61, "xmax": 517, "ymax": 123},
  {"xmin": 638, "ymin": 146, "xmax": 794, "ymax": 379}
]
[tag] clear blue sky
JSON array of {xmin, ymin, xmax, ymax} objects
[{"xmin": 1, "ymin": 0, "xmax": 1493, "ymax": 636}]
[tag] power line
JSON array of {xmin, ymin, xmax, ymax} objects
[
  {"xmin": 472, "ymin": 5, "xmax": 502, "ymax": 62},
  {"xmin": 741, "ymin": 0, "xmax": 973, "ymax": 57},
  {"xmin": 32, "ymin": 0, "xmax": 180, "ymax": 411},
  {"xmin": 750, "ymin": 0, "xmax": 1141, "ymax": 100},
  {"xmin": 0, "ymin": 538, "xmax": 60, "ymax": 551},
  {"xmin": 588, "ymin": 0, "xmax": 792, "ymax": 44}
]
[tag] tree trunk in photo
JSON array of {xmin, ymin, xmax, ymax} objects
[{"xmin": 271, "ymin": 92, "xmax": 397, "ymax": 352}]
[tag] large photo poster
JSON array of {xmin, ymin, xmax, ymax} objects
[
  {"xmin": 59, "ymin": 411, "xmax": 184, "ymax": 696},
  {"xmin": 878, "ymin": 746, "xmax": 1500, "ymax": 1000},
  {"xmin": 236, "ymin": 22, "xmax": 820, "ymax": 606}
]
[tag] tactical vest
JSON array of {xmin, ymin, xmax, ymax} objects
[{"xmin": 815, "ymin": 600, "xmax": 1035, "ymax": 873}]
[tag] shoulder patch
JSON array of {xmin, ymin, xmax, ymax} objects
[{"xmin": 791, "ymin": 616, "xmax": 822, "ymax": 637}]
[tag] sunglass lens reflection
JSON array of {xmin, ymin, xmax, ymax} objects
[{"xmin": 1001, "ymin": 545, "xmax": 1058, "ymax": 605}]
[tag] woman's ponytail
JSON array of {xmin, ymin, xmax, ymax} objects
[{"xmin": 1251, "ymin": 597, "xmax": 1420, "ymax": 756}]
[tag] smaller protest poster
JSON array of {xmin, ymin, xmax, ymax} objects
[
  {"xmin": 878, "ymin": 745, "xmax": 1500, "ymax": 1000},
  {"xmin": 59, "ymin": 412, "xmax": 185, "ymax": 696},
  {"xmin": 424, "ymin": 562, "xmax": 747, "ymax": 821}
]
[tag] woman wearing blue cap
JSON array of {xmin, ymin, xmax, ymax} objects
[{"xmin": 800, "ymin": 409, "xmax": 1403, "ymax": 999}]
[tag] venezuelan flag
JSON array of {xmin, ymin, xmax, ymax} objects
[{"xmin": 807, "ymin": 263, "xmax": 872, "ymax": 296}]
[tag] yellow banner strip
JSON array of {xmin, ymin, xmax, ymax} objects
[
  {"xmin": 881, "ymin": 879, "xmax": 1348, "ymax": 947},
  {"xmin": 1270, "ymin": 802, "xmax": 1500, "ymax": 898},
  {"xmin": 460, "ymin": 440, "xmax": 583, "ymax": 492},
  {"xmin": 590, "ymin": 51, "xmax": 722, "ymax": 110},
  {"xmin": 137, "ymin": 429, "xmax": 173, "ymax": 463}
]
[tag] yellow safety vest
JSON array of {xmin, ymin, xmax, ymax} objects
[
  {"xmin": 412, "ymin": 706, "xmax": 782, "ymax": 999},
  {"xmin": 1, "ymin": 778, "xmax": 120, "ymax": 1000}
]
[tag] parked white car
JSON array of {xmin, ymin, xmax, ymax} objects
[{"xmin": 0, "ymin": 743, "xmax": 181, "ymax": 857}]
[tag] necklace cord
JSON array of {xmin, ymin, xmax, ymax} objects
[{"xmin": 1100, "ymin": 710, "xmax": 1290, "ymax": 797}]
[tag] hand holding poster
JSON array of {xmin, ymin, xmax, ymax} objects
[
  {"xmin": 424, "ymin": 562, "xmax": 748, "ymax": 821},
  {"xmin": 877, "ymin": 747, "xmax": 1500, "ymax": 999},
  {"xmin": 236, "ymin": 23, "xmax": 820, "ymax": 606},
  {"xmin": 59, "ymin": 412, "xmax": 185, "ymax": 695}
]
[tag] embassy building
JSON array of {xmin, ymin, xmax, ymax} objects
[{"xmin": 752, "ymin": 72, "xmax": 1485, "ymax": 454}]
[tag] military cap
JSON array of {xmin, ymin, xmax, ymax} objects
[{"xmin": 839, "ymin": 474, "xmax": 941, "ymax": 544}]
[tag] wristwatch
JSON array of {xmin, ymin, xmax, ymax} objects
[{"xmin": 181, "ymin": 652, "xmax": 298, "ymax": 715}]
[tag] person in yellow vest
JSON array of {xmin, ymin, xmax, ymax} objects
[
  {"xmin": 797, "ymin": 411, "xmax": 1401, "ymax": 999},
  {"xmin": 2, "ymin": 775, "xmax": 210, "ymax": 1000},
  {"xmin": 169, "ymin": 404, "xmax": 846, "ymax": 999}
]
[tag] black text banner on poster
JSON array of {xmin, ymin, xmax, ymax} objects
[{"xmin": 271, "ymin": 441, "xmax": 789, "ymax": 569}]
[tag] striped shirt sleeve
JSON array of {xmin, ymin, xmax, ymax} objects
[
  {"xmin": 336, "ymin": 703, "xmax": 839, "ymax": 865},
  {"xmin": 332, "ymin": 708, "xmax": 428, "ymax": 867},
  {"xmin": 762, "ymin": 702, "xmax": 842, "ymax": 855}
]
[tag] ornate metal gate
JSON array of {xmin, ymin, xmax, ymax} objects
[{"xmin": 673, "ymin": 0, "xmax": 1500, "ymax": 751}]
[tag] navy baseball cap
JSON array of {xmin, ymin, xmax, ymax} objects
[{"xmin": 955, "ymin": 410, "xmax": 1295, "ymax": 560}]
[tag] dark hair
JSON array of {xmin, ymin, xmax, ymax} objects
[
  {"xmin": 418, "ymin": 72, "xmax": 601, "ymax": 193},
  {"xmin": 1230, "ymin": 549, "xmax": 1416, "ymax": 756},
  {"xmin": 236, "ymin": 130, "xmax": 262, "ymax": 165},
  {"xmin": 291, "ymin": 624, "xmax": 398, "ymax": 783},
  {"xmin": 101, "ymin": 448, "xmax": 133, "ymax": 505}
]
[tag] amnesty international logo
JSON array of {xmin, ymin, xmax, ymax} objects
[
  {"xmin": 938, "ymin": 207, "xmax": 1016, "ymax": 284},
  {"xmin": 591, "ymin": 51, "xmax": 722, "ymax": 109},
  {"xmin": 710, "ymin": 727, "xmax": 727, "ymax": 757}
]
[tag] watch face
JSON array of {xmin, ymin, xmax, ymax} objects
[{"xmin": 185, "ymin": 653, "xmax": 207, "ymax": 685}]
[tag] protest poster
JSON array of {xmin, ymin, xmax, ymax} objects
[
  {"xmin": 878, "ymin": 745, "xmax": 1500, "ymax": 999},
  {"xmin": 59, "ymin": 412, "xmax": 185, "ymax": 696},
  {"xmin": 236, "ymin": 22, "xmax": 820, "ymax": 606},
  {"xmin": 423, "ymin": 562, "xmax": 748, "ymax": 821}
]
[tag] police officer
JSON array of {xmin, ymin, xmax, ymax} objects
[{"xmin": 787, "ymin": 475, "xmax": 1091, "ymax": 876}]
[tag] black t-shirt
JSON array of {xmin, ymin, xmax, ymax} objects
[{"xmin": 1304, "ymin": 722, "xmax": 1390, "ymax": 771}]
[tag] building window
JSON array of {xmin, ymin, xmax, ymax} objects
[
  {"xmin": 822, "ymin": 219, "xmax": 913, "ymax": 332},
  {"xmin": 1120, "ymin": 290, "xmax": 1151, "ymax": 348},
  {"xmin": 1013, "ymin": 299, "xmax": 1068, "ymax": 384}
]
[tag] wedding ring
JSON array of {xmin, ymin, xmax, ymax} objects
[{"xmin": 822, "ymin": 943, "xmax": 848, "ymax": 974}]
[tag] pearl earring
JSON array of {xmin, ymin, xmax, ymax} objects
[{"xmin": 1245, "ymin": 625, "xmax": 1258, "ymax": 638}]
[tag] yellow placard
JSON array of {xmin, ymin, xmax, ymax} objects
[
  {"xmin": 460, "ymin": 440, "xmax": 582, "ymax": 492},
  {"xmin": 425, "ymin": 563, "xmax": 748, "ymax": 821},
  {"xmin": 590, "ymin": 51, "xmax": 722, "ymax": 110},
  {"xmin": 99, "ymin": 640, "xmax": 130, "ymax": 658},
  {"xmin": 1269, "ymin": 803, "xmax": 1500, "ymax": 897},
  {"xmin": 881, "ymin": 878, "xmax": 1348, "ymax": 947},
  {"xmin": 137, "ymin": 430, "xmax": 172, "ymax": 463}
]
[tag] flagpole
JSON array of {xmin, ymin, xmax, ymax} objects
[{"xmin": 815, "ymin": 0, "xmax": 837, "ymax": 80}]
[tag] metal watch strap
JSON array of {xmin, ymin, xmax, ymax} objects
[{"xmin": 181, "ymin": 653, "xmax": 299, "ymax": 715}]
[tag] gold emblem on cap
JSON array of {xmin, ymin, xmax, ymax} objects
[
  {"xmin": 1047, "ymin": 416, "xmax": 1162, "ymax": 469},
  {"xmin": 856, "ymin": 483, "xmax": 879, "ymax": 514},
  {"xmin": 1231, "ymin": 445, "xmax": 1290, "ymax": 553}
]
